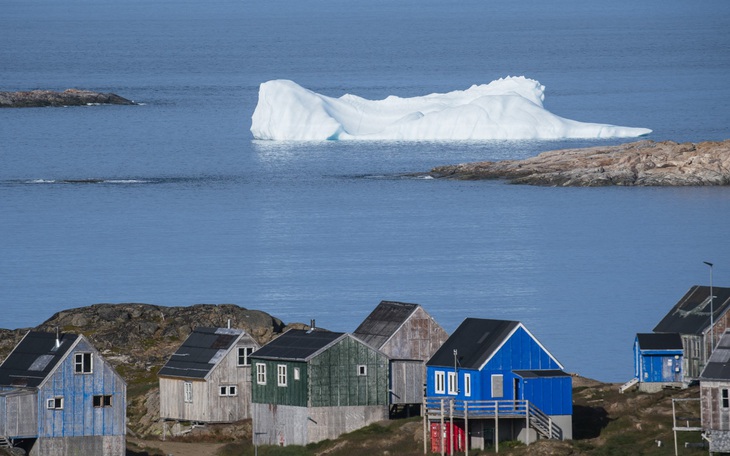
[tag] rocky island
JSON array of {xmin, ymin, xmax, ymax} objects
[
  {"xmin": 0, "ymin": 89, "xmax": 136, "ymax": 108},
  {"xmin": 428, "ymin": 139, "xmax": 730, "ymax": 186}
]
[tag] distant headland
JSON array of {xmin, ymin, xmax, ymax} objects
[
  {"xmin": 0, "ymin": 89, "xmax": 136, "ymax": 108},
  {"xmin": 426, "ymin": 139, "xmax": 730, "ymax": 186}
]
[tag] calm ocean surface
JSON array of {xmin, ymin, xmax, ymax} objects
[{"xmin": 1, "ymin": 0, "xmax": 729, "ymax": 382}]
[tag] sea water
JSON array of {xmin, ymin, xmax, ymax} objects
[{"xmin": 1, "ymin": 0, "xmax": 729, "ymax": 382}]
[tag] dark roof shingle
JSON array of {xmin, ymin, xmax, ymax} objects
[
  {"xmin": 700, "ymin": 331, "xmax": 730, "ymax": 380},
  {"xmin": 427, "ymin": 318, "xmax": 519, "ymax": 369},
  {"xmin": 654, "ymin": 286, "xmax": 730, "ymax": 335},
  {"xmin": 636, "ymin": 333, "xmax": 683, "ymax": 350},
  {"xmin": 0, "ymin": 331, "xmax": 79, "ymax": 388},
  {"xmin": 353, "ymin": 301, "xmax": 419, "ymax": 349},
  {"xmin": 251, "ymin": 329, "xmax": 344, "ymax": 361},
  {"xmin": 158, "ymin": 327, "xmax": 244, "ymax": 379}
]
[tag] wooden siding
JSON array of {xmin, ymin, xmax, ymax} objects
[
  {"xmin": 30, "ymin": 435, "xmax": 124, "ymax": 456},
  {"xmin": 682, "ymin": 335, "xmax": 703, "ymax": 379},
  {"xmin": 0, "ymin": 390, "xmax": 37, "ymax": 438},
  {"xmin": 159, "ymin": 336, "xmax": 256, "ymax": 422},
  {"xmin": 37, "ymin": 338, "xmax": 126, "ymax": 439},
  {"xmin": 390, "ymin": 360, "xmax": 424, "ymax": 404},
  {"xmin": 380, "ymin": 307, "xmax": 448, "ymax": 361},
  {"xmin": 701, "ymin": 381, "xmax": 730, "ymax": 431},
  {"xmin": 309, "ymin": 336, "xmax": 388, "ymax": 407},
  {"xmin": 250, "ymin": 360, "xmax": 308, "ymax": 407},
  {"xmin": 252, "ymin": 403, "xmax": 388, "ymax": 446}
]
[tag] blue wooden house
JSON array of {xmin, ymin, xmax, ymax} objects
[
  {"xmin": 0, "ymin": 331, "xmax": 126, "ymax": 456},
  {"xmin": 632, "ymin": 333, "xmax": 684, "ymax": 392},
  {"xmin": 424, "ymin": 318, "xmax": 572, "ymax": 452}
]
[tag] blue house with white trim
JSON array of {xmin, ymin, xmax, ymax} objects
[
  {"xmin": 425, "ymin": 318, "xmax": 572, "ymax": 451},
  {"xmin": 632, "ymin": 333, "xmax": 684, "ymax": 392},
  {"xmin": 0, "ymin": 331, "xmax": 126, "ymax": 456}
]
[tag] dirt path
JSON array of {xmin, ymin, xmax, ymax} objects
[{"xmin": 129, "ymin": 438, "xmax": 225, "ymax": 456}]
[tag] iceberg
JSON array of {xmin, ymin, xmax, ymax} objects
[{"xmin": 250, "ymin": 77, "xmax": 652, "ymax": 141}]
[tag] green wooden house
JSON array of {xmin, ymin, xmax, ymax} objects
[{"xmin": 250, "ymin": 328, "xmax": 389, "ymax": 446}]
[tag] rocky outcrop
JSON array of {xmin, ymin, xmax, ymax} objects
[
  {"xmin": 428, "ymin": 140, "xmax": 730, "ymax": 186},
  {"xmin": 0, "ymin": 89, "xmax": 135, "ymax": 108}
]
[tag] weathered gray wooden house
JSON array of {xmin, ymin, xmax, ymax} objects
[
  {"xmin": 353, "ymin": 301, "xmax": 448, "ymax": 411},
  {"xmin": 0, "ymin": 331, "xmax": 126, "ymax": 456},
  {"xmin": 158, "ymin": 326, "xmax": 260, "ymax": 427},
  {"xmin": 250, "ymin": 328, "xmax": 389, "ymax": 446},
  {"xmin": 653, "ymin": 285, "xmax": 730, "ymax": 381},
  {"xmin": 699, "ymin": 330, "xmax": 730, "ymax": 453}
]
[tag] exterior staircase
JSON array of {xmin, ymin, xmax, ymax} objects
[
  {"xmin": 619, "ymin": 377, "xmax": 639, "ymax": 394},
  {"xmin": 527, "ymin": 402, "xmax": 562, "ymax": 440},
  {"xmin": 0, "ymin": 437, "xmax": 11, "ymax": 448}
]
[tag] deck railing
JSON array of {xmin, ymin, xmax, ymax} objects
[{"xmin": 424, "ymin": 397, "xmax": 562, "ymax": 442}]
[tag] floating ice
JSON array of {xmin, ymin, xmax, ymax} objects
[{"xmin": 250, "ymin": 77, "xmax": 652, "ymax": 141}]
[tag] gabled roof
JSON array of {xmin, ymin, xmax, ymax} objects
[
  {"xmin": 700, "ymin": 331, "xmax": 730, "ymax": 381},
  {"xmin": 654, "ymin": 285, "xmax": 730, "ymax": 335},
  {"xmin": 0, "ymin": 331, "xmax": 80, "ymax": 388},
  {"xmin": 251, "ymin": 329, "xmax": 345, "ymax": 362},
  {"xmin": 636, "ymin": 333, "xmax": 683, "ymax": 351},
  {"xmin": 353, "ymin": 301, "xmax": 419, "ymax": 349},
  {"xmin": 158, "ymin": 327, "xmax": 246, "ymax": 379},
  {"xmin": 427, "ymin": 318, "xmax": 520, "ymax": 369}
]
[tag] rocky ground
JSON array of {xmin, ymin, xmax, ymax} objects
[
  {"xmin": 0, "ymin": 89, "xmax": 136, "ymax": 107},
  {"xmin": 0, "ymin": 304, "xmax": 708, "ymax": 455},
  {"xmin": 427, "ymin": 139, "xmax": 730, "ymax": 186}
]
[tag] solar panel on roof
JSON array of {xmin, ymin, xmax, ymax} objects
[{"xmin": 28, "ymin": 354, "xmax": 54, "ymax": 372}]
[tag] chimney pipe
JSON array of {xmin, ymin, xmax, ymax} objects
[{"xmin": 55, "ymin": 326, "xmax": 61, "ymax": 349}]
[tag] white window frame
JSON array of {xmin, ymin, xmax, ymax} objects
[
  {"xmin": 74, "ymin": 352, "xmax": 92, "ymax": 374},
  {"xmin": 47, "ymin": 397, "xmax": 64, "ymax": 409},
  {"xmin": 491, "ymin": 374, "xmax": 504, "ymax": 398},
  {"xmin": 256, "ymin": 363, "xmax": 267, "ymax": 385},
  {"xmin": 435, "ymin": 371, "xmax": 445, "ymax": 394},
  {"xmin": 237, "ymin": 347, "xmax": 254, "ymax": 366},
  {"xmin": 294, "ymin": 367, "xmax": 300, "ymax": 381},
  {"xmin": 277, "ymin": 364, "xmax": 288, "ymax": 387},
  {"xmin": 464, "ymin": 373, "xmax": 472, "ymax": 397},
  {"xmin": 357, "ymin": 365, "xmax": 367, "ymax": 376},
  {"xmin": 447, "ymin": 371, "xmax": 458, "ymax": 395},
  {"xmin": 219, "ymin": 385, "xmax": 238, "ymax": 397},
  {"xmin": 184, "ymin": 381, "xmax": 193, "ymax": 403}
]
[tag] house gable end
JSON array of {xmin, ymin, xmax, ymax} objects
[{"xmin": 478, "ymin": 324, "xmax": 564, "ymax": 372}]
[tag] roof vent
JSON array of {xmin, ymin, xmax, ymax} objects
[
  {"xmin": 54, "ymin": 327, "xmax": 61, "ymax": 350},
  {"xmin": 307, "ymin": 319, "xmax": 316, "ymax": 334}
]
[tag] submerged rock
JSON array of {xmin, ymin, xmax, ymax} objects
[
  {"xmin": 0, "ymin": 88, "xmax": 136, "ymax": 108},
  {"xmin": 428, "ymin": 140, "xmax": 730, "ymax": 186}
]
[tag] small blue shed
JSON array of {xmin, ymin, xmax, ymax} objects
[
  {"xmin": 633, "ymin": 333, "xmax": 683, "ymax": 391},
  {"xmin": 425, "ymin": 318, "xmax": 572, "ymax": 450}
]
